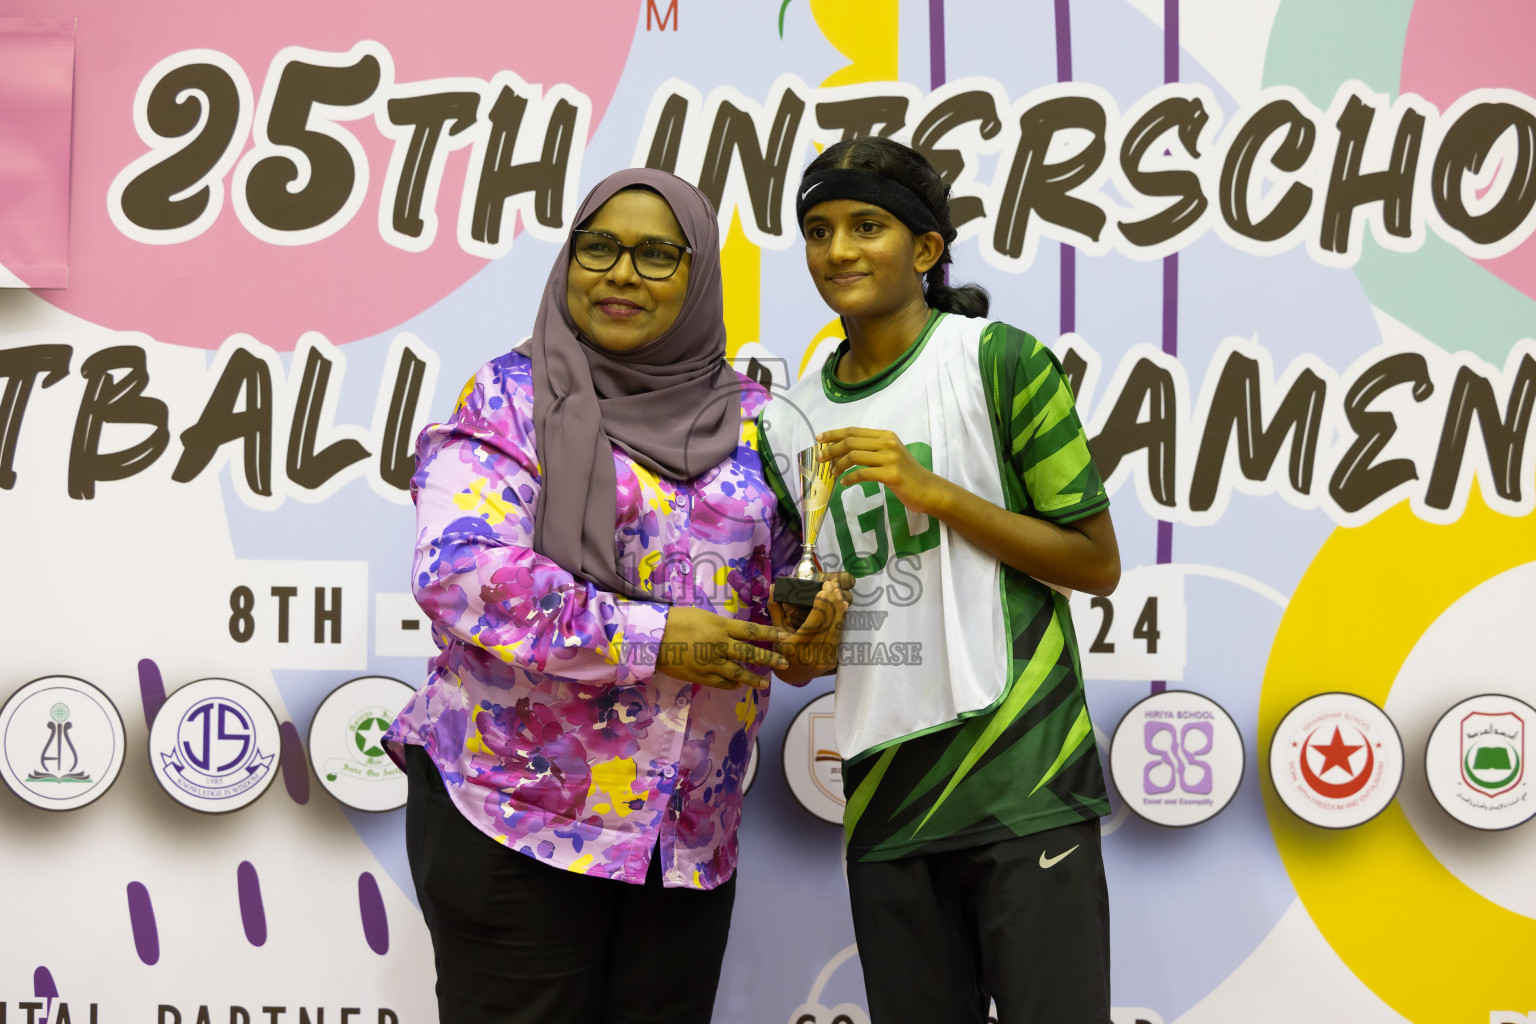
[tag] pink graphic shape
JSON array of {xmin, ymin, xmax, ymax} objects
[
  {"xmin": 1403, "ymin": 0, "xmax": 1536, "ymax": 300},
  {"xmin": 0, "ymin": 19, "xmax": 75, "ymax": 289},
  {"xmin": 4, "ymin": 0, "xmax": 642, "ymax": 348}
]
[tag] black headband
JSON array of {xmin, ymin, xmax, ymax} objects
[{"xmin": 795, "ymin": 167, "xmax": 943, "ymax": 238}]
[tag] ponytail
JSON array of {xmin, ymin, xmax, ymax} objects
[{"xmin": 924, "ymin": 264, "xmax": 990, "ymax": 318}]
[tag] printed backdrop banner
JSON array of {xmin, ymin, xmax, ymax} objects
[
  {"xmin": 1, "ymin": 1, "xmax": 1534, "ymax": 1023},
  {"xmin": 0, "ymin": 17, "xmax": 74, "ymax": 288}
]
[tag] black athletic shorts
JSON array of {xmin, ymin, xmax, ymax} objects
[{"xmin": 846, "ymin": 818, "xmax": 1111, "ymax": 1024}]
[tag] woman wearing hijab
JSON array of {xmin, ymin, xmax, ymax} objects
[{"xmin": 386, "ymin": 169, "xmax": 849, "ymax": 1024}]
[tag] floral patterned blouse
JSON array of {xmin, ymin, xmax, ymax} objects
[{"xmin": 385, "ymin": 351, "xmax": 798, "ymax": 890}]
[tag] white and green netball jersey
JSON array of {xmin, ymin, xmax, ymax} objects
[{"xmin": 760, "ymin": 311, "xmax": 1111, "ymax": 861}]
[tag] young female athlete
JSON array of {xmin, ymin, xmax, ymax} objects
[{"xmin": 760, "ymin": 137, "xmax": 1121, "ymax": 1023}]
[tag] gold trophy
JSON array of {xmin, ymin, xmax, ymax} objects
[{"xmin": 772, "ymin": 443, "xmax": 836, "ymax": 607}]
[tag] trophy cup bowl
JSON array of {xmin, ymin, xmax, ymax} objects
[{"xmin": 772, "ymin": 443, "xmax": 836, "ymax": 607}]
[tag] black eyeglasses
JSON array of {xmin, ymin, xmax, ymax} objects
[{"xmin": 571, "ymin": 230, "xmax": 691, "ymax": 280}]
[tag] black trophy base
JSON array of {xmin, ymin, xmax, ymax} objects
[{"xmin": 772, "ymin": 575, "xmax": 823, "ymax": 608}]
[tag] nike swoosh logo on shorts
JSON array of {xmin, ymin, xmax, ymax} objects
[{"xmin": 1039, "ymin": 844, "xmax": 1080, "ymax": 869}]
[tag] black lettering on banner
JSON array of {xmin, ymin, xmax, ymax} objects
[
  {"xmin": 816, "ymin": 94, "xmax": 910, "ymax": 141},
  {"xmin": 271, "ymin": 586, "xmax": 298, "ymax": 642},
  {"xmin": 378, "ymin": 344, "xmax": 430, "ymax": 491},
  {"xmin": 698, "ymin": 85, "xmax": 808, "ymax": 236},
  {"xmin": 287, "ymin": 346, "xmax": 369, "ymax": 490},
  {"xmin": 172, "ymin": 347, "xmax": 274, "ymax": 496},
  {"xmin": 69, "ymin": 346, "xmax": 171, "ymax": 500},
  {"xmin": 1328, "ymin": 352, "xmax": 1434, "ymax": 514},
  {"xmin": 1089, "ymin": 356, "xmax": 1179, "ymax": 507},
  {"xmin": 470, "ymin": 85, "xmax": 582, "ymax": 245},
  {"xmin": 384, "ymin": 91, "xmax": 479, "ymax": 239},
  {"xmin": 315, "ymin": 586, "xmax": 342, "ymax": 643},
  {"xmin": 1118, "ymin": 96, "xmax": 1211, "ymax": 248},
  {"xmin": 642, "ymin": 91, "xmax": 692, "ymax": 173},
  {"xmin": 340, "ymin": 1013, "xmax": 359, "ymax": 1024},
  {"xmin": 1190, "ymin": 351, "xmax": 1327, "ymax": 511},
  {"xmin": 160, "ymin": 1006, "xmax": 181, "ymax": 1024},
  {"xmin": 1319, "ymin": 94, "xmax": 1425, "ymax": 254},
  {"xmin": 243, "ymin": 51, "xmax": 383, "ymax": 233},
  {"xmin": 230, "ymin": 586, "xmax": 256, "ymax": 643},
  {"xmin": 1432, "ymin": 101, "xmax": 1536, "ymax": 247},
  {"xmin": 263, "ymin": 1009, "xmax": 284, "ymax": 1024},
  {"xmin": 1090, "ymin": 596, "xmax": 1115, "ymax": 653},
  {"xmin": 1219, "ymin": 98, "xmax": 1316, "ymax": 242},
  {"xmin": 1133, "ymin": 597, "xmax": 1161, "ymax": 653},
  {"xmin": 0, "ymin": 344, "xmax": 71, "ymax": 490},
  {"xmin": 194, "ymin": 1007, "xmax": 213, "ymax": 1024},
  {"xmin": 232, "ymin": 1007, "xmax": 251, "ymax": 1024},
  {"xmin": 298, "ymin": 1009, "xmax": 322, "ymax": 1024},
  {"xmin": 1425, "ymin": 355, "xmax": 1536, "ymax": 508},
  {"xmin": 378, "ymin": 1009, "xmax": 399, "ymax": 1024},
  {"xmin": 912, "ymin": 90, "xmax": 1003, "ymax": 229},
  {"xmin": 994, "ymin": 96, "xmax": 1109, "ymax": 258},
  {"xmin": 119, "ymin": 62, "xmax": 245, "ymax": 232}
]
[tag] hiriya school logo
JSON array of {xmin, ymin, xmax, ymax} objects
[
  {"xmin": 1109, "ymin": 690, "xmax": 1245, "ymax": 828},
  {"xmin": 782, "ymin": 692, "xmax": 844, "ymax": 825},
  {"xmin": 1269, "ymin": 692, "xmax": 1403, "ymax": 829},
  {"xmin": 1425, "ymin": 694, "xmax": 1535, "ymax": 831},
  {"xmin": 0, "ymin": 676, "xmax": 126, "ymax": 811},
  {"xmin": 308, "ymin": 676, "xmax": 415, "ymax": 813},
  {"xmin": 149, "ymin": 678, "xmax": 281, "ymax": 812}
]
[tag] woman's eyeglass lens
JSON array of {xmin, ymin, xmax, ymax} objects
[{"xmin": 572, "ymin": 231, "xmax": 689, "ymax": 280}]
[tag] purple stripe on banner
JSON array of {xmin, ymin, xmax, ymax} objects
[
  {"xmin": 1054, "ymin": 0, "xmax": 1073, "ymax": 81},
  {"xmin": 359, "ymin": 872, "xmax": 390, "ymax": 955},
  {"xmin": 138, "ymin": 658, "xmax": 166, "ymax": 728},
  {"xmin": 1165, "ymin": 0, "xmax": 1180, "ymax": 82},
  {"xmin": 280, "ymin": 720, "xmax": 311, "ymax": 805},
  {"xmin": 929, "ymin": 0, "xmax": 946, "ymax": 90},
  {"xmin": 1060, "ymin": 247, "xmax": 1076, "ymax": 335},
  {"xmin": 1153, "ymin": 0, "xmax": 1180, "ymax": 700},
  {"xmin": 1163, "ymin": 254, "xmax": 1179, "ymax": 356},
  {"xmin": 237, "ymin": 861, "xmax": 268, "ymax": 947},
  {"xmin": 126, "ymin": 881, "xmax": 160, "ymax": 965}
]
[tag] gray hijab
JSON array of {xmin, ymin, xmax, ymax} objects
[{"xmin": 519, "ymin": 168, "xmax": 740, "ymax": 599}]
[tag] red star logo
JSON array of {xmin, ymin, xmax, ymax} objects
[{"xmin": 1311, "ymin": 727, "xmax": 1363, "ymax": 776}]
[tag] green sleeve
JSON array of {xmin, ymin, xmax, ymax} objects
[{"xmin": 978, "ymin": 323, "xmax": 1109, "ymax": 524}]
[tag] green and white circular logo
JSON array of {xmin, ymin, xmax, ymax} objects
[
  {"xmin": 308, "ymin": 676, "xmax": 414, "ymax": 812},
  {"xmin": 1425, "ymin": 694, "xmax": 1534, "ymax": 831},
  {"xmin": 0, "ymin": 677, "xmax": 126, "ymax": 811}
]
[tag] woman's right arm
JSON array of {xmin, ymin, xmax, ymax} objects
[{"xmin": 411, "ymin": 358, "xmax": 668, "ymax": 687}]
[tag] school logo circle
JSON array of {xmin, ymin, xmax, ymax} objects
[
  {"xmin": 782, "ymin": 692, "xmax": 843, "ymax": 824},
  {"xmin": 0, "ymin": 676, "xmax": 127, "ymax": 811},
  {"xmin": 1425, "ymin": 694, "xmax": 1534, "ymax": 831},
  {"xmin": 308, "ymin": 676, "xmax": 415, "ymax": 813},
  {"xmin": 149, "ymin": 678, "xmax": 281, "ymax": 813},
  {"xmin": 1269, "ymin": 692, "xmax": 1402, "ymax": 828},
  {"xmin": 1109, "ymin": 690, "xmax": 1244, "ymax": 828}
]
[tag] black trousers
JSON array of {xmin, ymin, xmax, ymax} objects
[
  {"xmin": 403, "ymin": 745, "xmax": 737, "ymax": 1024},
  {"xmin": 846, "ymin": 820, "xmax": 1111, "ymax": 1024}
]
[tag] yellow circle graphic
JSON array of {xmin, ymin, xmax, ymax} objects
[{"xmin": 1261, "ymin": 493, "xmax": 1536, "ymax": 1019}]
